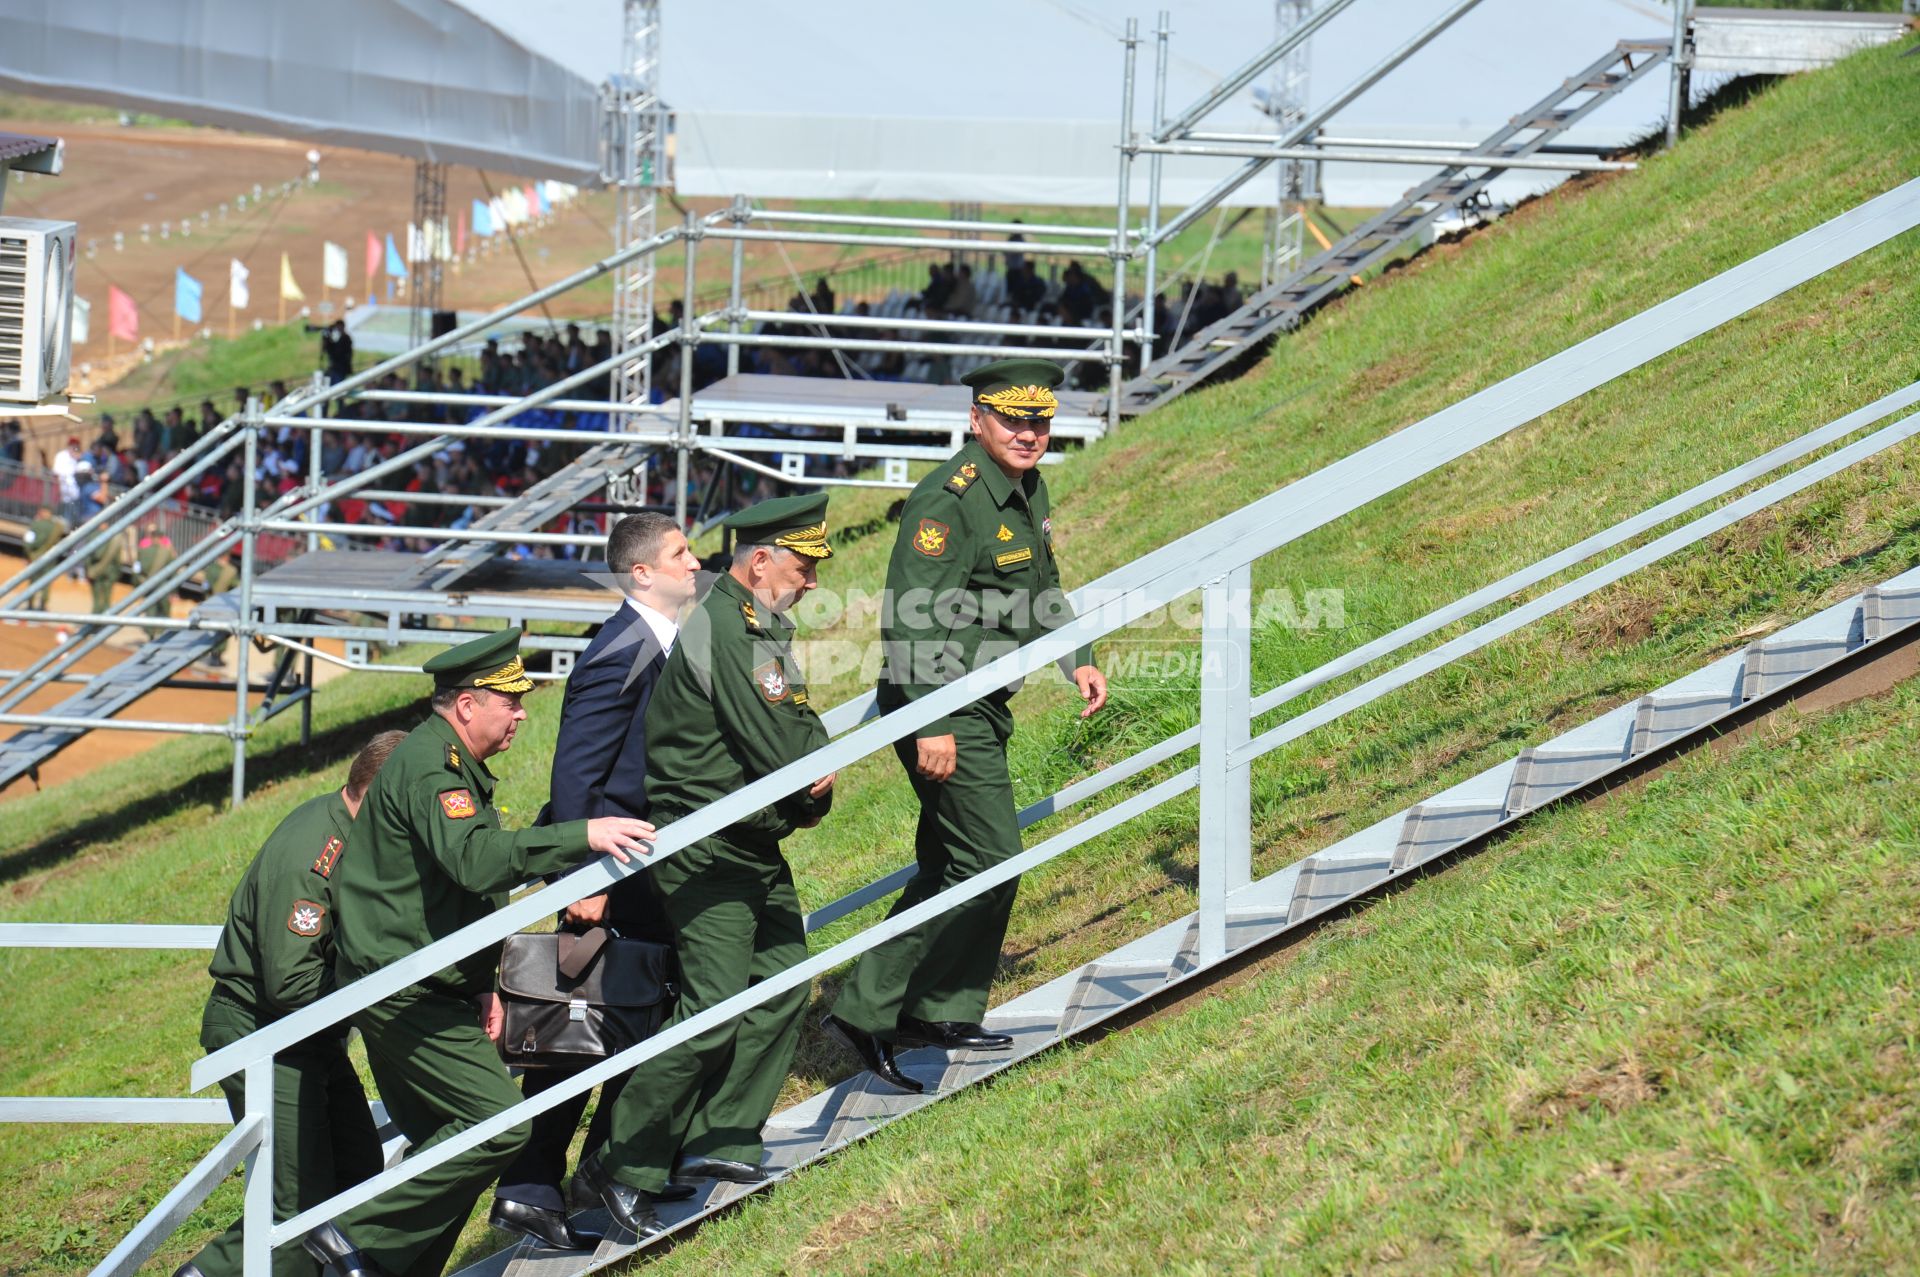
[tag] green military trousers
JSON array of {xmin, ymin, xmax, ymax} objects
[
  {"xmin": 334, "ymin": 985, "xmax": 531, "ymax": 1277},
  {"xmin": 833, "ymin": 696, "xmax": 1020, "ymax": 1040},
  {"xmin": 188, "ymin": 993, "xmax": 384, "ymax": 1277},
  {"xmin": 601, "ymin": 835, "xmax": 809, "ymax": 1193}
]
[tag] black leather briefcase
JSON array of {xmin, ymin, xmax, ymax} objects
[{"xmin": 496, "ymin": 927, "xmax": 675, "ymax": 1069}]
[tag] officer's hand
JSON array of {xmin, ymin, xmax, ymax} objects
[
  {"xmin": 586, "ymin": 816, "xmax": 655, "ymax": 863},
  {"xmin": 563, "ymin": 893, "xmax": 609, "ymax": 927},
  {"xmin": 915, "ymin": 734, "xmax": 958, "ymax": 783},
  {"xmin": 478, "ymin": 992, "xmax": 504, "ymax": 1043},
  {"xmin": 808, "ymin": 773, "xmax": 836, "ymax": 799},
  {"xmin": 1073, "ymin": 664, "xmax": 1108, "ymax": 718}
]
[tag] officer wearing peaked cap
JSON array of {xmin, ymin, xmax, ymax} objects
[
  {"xmin": 578, "ymin": 493, "xmax": 836, "ymax": 1238},
  {"xmin": 825, "ymin": 358, "xmax": 1106, "ymax": 1092},
  {"xmin": 309, "ymin": 629, "xmax": 657, "ymax": 1277}
]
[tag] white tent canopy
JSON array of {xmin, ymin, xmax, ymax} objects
[
  {"xmin": 0, "ymin": 0, "xmax": 1679, "ymax": 204},
  {"xmin": 0, "ymin": 0, "xmax": 605, "ymax": 182}
]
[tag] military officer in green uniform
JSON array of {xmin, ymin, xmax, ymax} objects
[
  {"xmin": 308, "ymin": 630, "xmax": 656, "ymax": 1277},
  {"xmin": 134, "ymin": 515, "xmax": 177, "ymax": 622},
  {"xmin": 578, "ymin": 494, "xmax": 837, "ymax": 1239},
  {"xmin": 826, "ymin": 358, "xmax": 1106, "ymax": 1091},
  {"xmin": 22, "ymin": 505, "xmax": 64, "ymax": 615},
  {"xmin": 84, "ymin": 525, "xmax": 124, "ymax": 614},
  {"xmin": 201, "ymin": 550, "xmax": 241, "ymax": 666},
  {"xmin": 176, "ymin": 731, "xmax": 407, "ymax": 1277}
]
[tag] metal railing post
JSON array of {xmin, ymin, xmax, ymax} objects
[
  {"xmin": 1109, "ymin": 19, "xmax": 1138, "ymax": 432},
  {"xmin": 232, "ymin": 405, "xmax": 259, "ymax": 809},
  {"xmin": 1143, "ymin": 10, "xmax": 1170, "ymax": 368},
  {"xmin": 726, "ymin": 195, "xmax": 747, "ymax": 378},
  {"xmin": 240, "ymin": 1057, "xmax": 274, "ymax": 1274},
  {"xmin": 305, "ymin": 371, "xmax": 326, "ymax": 556},
  {"xmin": 1665, "ymin": 0, "xmax": 1695, "ymax": 149},
  {"xmin": 675, "ymin": 209, "xmax": 699, "ymax": 527},
  {"xmin": 1198, "ymin": 564, "xmax": 1252, "ymax": 963}
]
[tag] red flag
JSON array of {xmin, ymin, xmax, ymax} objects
[
  {"xmin": 365, "ymin": 230, "xmax": 381, "ymax": 282},
  {"xmin": 456, "ymin": 210, "xmax": 468, "ymax": 257},
  {"xmin": 108, "ymin": 285, "xmax": 139, "ymax": 342},
  {"xmin": 524, "ymin": 185, "xmax": 538, "ymax": 219}
]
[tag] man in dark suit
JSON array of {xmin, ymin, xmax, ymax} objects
[{"xmin": 489, "ymin": 511, "xmax": 701, "ymax": 1250}]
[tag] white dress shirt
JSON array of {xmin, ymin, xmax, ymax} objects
[{"xmin": 625, "ymin": 596, "xmax": 679, "ymax": 655}]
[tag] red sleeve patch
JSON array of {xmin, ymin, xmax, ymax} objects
[
  {"xmin": 310, "ymin": 834, "xmax": 344, "ymax": 878},
  {"xmin": 439, "ymin": 789, "xmax": 477, "ymax": 819},
  {"xmin": 912, "ymin": 518, "xmax": 949, "ymax": 557},
  {"xmin": 287, "ymin": 900, "xmax": 326, "ymax": 937}
]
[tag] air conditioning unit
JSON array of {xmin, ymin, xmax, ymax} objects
[{"xmin": 0, "ymin": 216, "xmax": 79, "ymax": 405}]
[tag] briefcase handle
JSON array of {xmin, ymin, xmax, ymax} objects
[{"xmin": 555, "ymin": 927, "xmax": 611, "ymax": 981}]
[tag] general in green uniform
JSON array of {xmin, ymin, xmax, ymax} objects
[
  {"xmin": 827, "ymin": 358, "xmax": 1106, "ymax": 1091},
  {"xmin": 312, "ymin": 631, "xmax": 654, "ymax": 1277},
  {"xmin": 579, "ymin": 495, "xmax": 836, "ymax": 1239},
  {"xmin": 23, "ymin": 506, "xmax": 65, "ymax": 614},
  {"xmin": 178, "ymin": 731, "xmax": 404, "ymax": 1277},
  {"xmin": 135, "ymin": 517, "xmax": 177, "ymax": 622}
]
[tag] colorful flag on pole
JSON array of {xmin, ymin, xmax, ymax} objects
[
  {"xmin": 472, "ymin": 198, "xmax": 492, "ymax": 237},
  {"xmin": 175, "ymin": 268, "xmax": 204, "ymax": 323},
  {"xmin": 229, "ymin": 259, "xmax": 250, "ymax": 311},
  {"xmin": 523, "ymin": 184, "xmax": 538, "ymax": 219},
  {"xmin": 365, "ymin": 231, "xmax": 381, "ymax": 282},
  {"xmin": 71, "ymin": 295, "xmax": 91, "ymax": 345},
  {"xmin": 108, "ymin": 285, "xmax": 138, "ymax": 342},
  {"xmin": 280, "ymin": 252, "xmax": 305, "ymax": 302},
  {"xmin": 322, "ymin": 240, "xmax": 349, "ymax": 290},
  {"xmin": 535, "ymin": 183, "xmax": 550, "ymax": 216},
  {"xmin": 384, "ymin": 232, "xmax": 407, "ymax": 279},
  {"xmin": 455, "ymin": 210, "xmax": 469, "ymax": 256},
  {"xmin": 490, "ymin": 196, "xmax": 508, "ymax": 231}
]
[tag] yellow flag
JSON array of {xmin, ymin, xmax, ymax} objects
[{"xmin": 279, "ymin": 252, "xmax": 306, "ymax": 302}]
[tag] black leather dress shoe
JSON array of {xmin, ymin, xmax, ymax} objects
[
  {"xmin": 573, "ymin": 1154, "xmax": 665, "ymax": 1239},
  {"xmin": 821, "ymin": 1014, "xmax": 924, "ymax": 1093},
  {"xmin": 896, "ymin": 1016, "xmax": 1014, "ymax": 1051},
  {"xmin": 488, "ymin": 1197, "xmax": 604, "ymax": 1250},
  {"xmin": 173, "ymin": 1263, "xmax": 208, "ymax": 1277},
  {"xmin": 672, "ymin": 1154, "xmax": 769, "ymax": 1184},
  {"xmin": 570, "ymin": 1174, "xmax": 696, "ymax": 1210},
  {"xmin": 301, "ymin": 1222, "xmax": 388, "ymax": 1277}
]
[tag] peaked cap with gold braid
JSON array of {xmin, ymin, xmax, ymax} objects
[
  {"xmin": 725, "ymin": 491, "xmax": 834, "ymax": 560},
  {"xmin": 962, "ymin": 357, "xmax": 1065, "ymax": 421},
  {"xmin": 423, "ymin": 627, "xmax": 536, "ymax": 694}
]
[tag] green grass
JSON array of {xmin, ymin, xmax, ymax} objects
[{"xmin": 2, "ymin": 32, "xmax": 1918, "ymax": 1275}]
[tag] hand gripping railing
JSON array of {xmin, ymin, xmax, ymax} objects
[{"xmin": 101, "ymin": 177, "xmax": 1914, "ymax": 1272}]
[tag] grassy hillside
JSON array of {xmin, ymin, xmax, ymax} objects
[{"xmin": 1, "ymin": 31, "xmax": 1916, "ymax": 1275}]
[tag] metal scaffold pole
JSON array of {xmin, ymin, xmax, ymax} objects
[
  {"xmin": 1109, "ymin": 18, "xmax": 1138, "ymax": 435},
  {"xmin": 726, "ymin": 195, "xmax": 747, "ymax": 378},
  {"xmin": 406, "ymin": 160, "xmax": 448, "ymax": 369},
  {"xmin": 1666, "ymin": 0, "xmax": 1695, "ymax": 148},
  {"xmin": 611, "ymin": 0, "xmax": 664, "ymax": 431},
  {"xmin": 1143, "ymin": 11, "xmax": 1170, "ymax": 367},
  {"xmin": 676, "ymin": 209, "xmax": 699, "ymax": 528},
  {"xmin": 231, "ymin": 402, "xmax": 259, "ymax": 809}
]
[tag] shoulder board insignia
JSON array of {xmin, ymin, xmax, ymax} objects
[
  {"xmin": 791, "ymin": 689, "xmax": 808, "ymax": 706},
  {"xmin": 287, "ymin": 900, "xmax": 326, "ymax": 937},
  {"xmin": 995, "ymin": 547, "xmax": 1034, "ymax": 568},
  {"xmin": 752, "ymin": 659, "xmax": 789, "ymax": 703},
  {"xmin": 311, "ymin": 834, "xmax": 344, "ymax": 879},
  {"xmin": 996, "ymin": 524, "xmax": 1014, "ymax": 542},
  {"xmin": 943, "ymin": 461, "xmax": 980, "ymax": 497},
  {"xmin": 446, "ymin": 743, "xmax": 462, "ymax": 772},
  {"xmin": 913, "ymin": 518, "xmax": 950, "ymax": 558},
  {"xmin": 439, "ymin": 788, "xmax": 477, "ymax": 819},
  {"xmin": 740, "ymin": 600, "xmax": 763, "ymax": 631}
]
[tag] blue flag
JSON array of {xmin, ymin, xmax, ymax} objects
[
  {"xmin": 174, "ymin": 267, "xmax": 203, "ymax": 322},
  {"xmin": 535, "ymin": 184, "xmax": 550, "ymax": 216},
  {"xmin": 385, "ymin": 232, "xmax": 407, "ymax": 279},
  {"xmin": 472, "ymin": 198, "xmax": 493, "ymax": 237}
]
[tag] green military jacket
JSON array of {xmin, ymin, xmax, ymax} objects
[
  {"xmin": 207, "ymin": 790, "xmax": 355, "ymax": 1020},
  {"xmin": 881, "ymin": 438, "xmax": 1092, "ymax": 738},
  {"xmin": 84, "ymin": 533, "xmax": 122, "ymax": 583},
  {"xmin": 136, "ymin": 536, "xmax": 176, "ymax": 579},
  {"xmin": 24, "ymin": 515, "xmax": 64, "ymax": 562},
  {"xmin": 331, "ymin": 714, "xmax": 592, "ymax": 999},
  {"xmin": 646, "ymin": 572, "xmax": 832, "ymax": 850},
  {"xmin": 204, "ymin": 560, "xmax": 238, "ymax": 596}
]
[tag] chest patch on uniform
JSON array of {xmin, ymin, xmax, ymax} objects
[
  {"xmin": 995, "ymin": 547, "xmax": 1033, "ymax": 568},
  {"xmin": 446, "ymin": 743, "xmax": 462, "ymax": 772},
  {"xmin": 913, "ymin": 518, "xmax": 949, "ymax": 557},
  {"xmin": 310, "ymin": 834, "xmax": 344, "ymax": 879},
  {"xmin": 996, "ymin": 524, "xmax": 1014, "ymax": 542},
  {"xmin": 753, "ymin": 659, "xmax": 789, "ymax": 702},
  {"xmin": 1042, "ymin": 515, "xmax": 1053, "ymax": 548},
  {"xmin": 439, "ymin": 788, "xmax": 477, "ymax": 819},
  {"xmin": 943, "ymin": 462, "xmax": 979, "ymax": 497},
  {"xmin": 287, "ymin": 900, "xmax": 326, "ymax": 937}
]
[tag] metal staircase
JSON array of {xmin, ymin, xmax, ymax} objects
[
  {"xmin": 1117, "ymin": 38, "xmax": 1672, "ymax": 416},
  {"xmin": 400, "ymin": 440, "xmax": 655, "ymax": 593},
  {"xmin": 455, "ymin": 562, "xmax": 1920, "ymax": 1277},
  {"xmin": 0, "ymin": 594, "xmax": 237, "ymax": 792}
]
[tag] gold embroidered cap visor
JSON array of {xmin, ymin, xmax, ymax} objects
[
  {"xmin": 725, "ymin": 492, "xmax": 835, "ymax": 560},
  {"xmin": 422, "ymin": 626, "xmax": 536, "ymax": 694},
  {"xmin": 962, "ymin": 357, "xmax": 1066, "ymax": 422}
]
